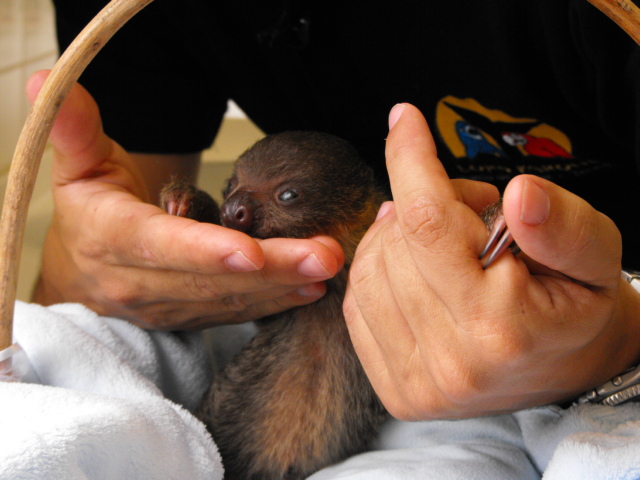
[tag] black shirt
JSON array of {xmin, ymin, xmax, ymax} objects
[{"xmin": 54, "ymin": 0, "xmax": 640, "ymax": 267}]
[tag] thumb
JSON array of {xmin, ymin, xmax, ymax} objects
[
  {"xmin": 502, "ymin": 175, "xmax": 622, "ymax": 288},
  {"xmin": 26, "ymin": 70, "xmax": 113, "ymax": 182}
]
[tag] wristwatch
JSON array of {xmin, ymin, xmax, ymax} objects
[
  {"xmin": 577, "ymin": 270, "xmax": 640, "ymax": 406},
  {"xmin": 622, "ymin": 269, "xmax": 640, "ymax": 293}
]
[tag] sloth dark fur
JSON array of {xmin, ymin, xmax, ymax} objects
[
  {"xmin": 161, "ymin": 131, "xmax": 389, "ymax": 480},
  {"xmin": 160, "ymin": 131, "xmax": 513, "ymax": 479}
]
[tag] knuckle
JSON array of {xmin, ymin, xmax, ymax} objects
[
  {"xmin": 220, "ymin": 294, "xmax": 250, "ymax": 313},
  {"xmin": 348, "ymin": 253, "xmax": 382, "ymax": 294},
  {"xmin": 250, "ymin": 268, "xmax": 272, "ymax": 287},
  {"xmin": 375, "ymin": 349, "xmax": 436, "ymax": 421},
  {"xmin": 129, "ymin": 234, "xmax": 159, "ymax": 266},
  {"xmin": 76, "ymin": 238, "xmax": 111, "ymax": 264},
  {"xmin": 462, "ymin": 321, "xmax": 531, "ymax": 366},
  {"xmin": 561, "ymin": 206, "xmax": 621, "ymax": 265},
  {"xmin": 381, "ymin": 379, "xmax": 450, "ymax": 421},
  {"xmin": 342, "ymin": 293, "xmax": 359, "ymax": 327},
  {"xmin": 387, "ymin": 142, "xmax": 418, "ymax": 166},
  {"xmin": 183, "ymin": 273, "xmax": 225, "ymax": 299},
  {"xmin": 426, "ymin": 345, "xmax": 496, "ymax": 410},
  {"xmin": 564, "ymin": 209, "xmax": 599, "ymax": 260},
  {"xmin": 99, "ymin": 277, "xmax": 145, "ymax": 307},
  {"xmin": 265, "ymin": 291, "xmax": 306, "ymax": 316},
  {"xmin": 399, "ymin": 196, "xmax": 450, "ymax": 247},
  {"xmin": 379, "ymin": 220, "xmax": 405, "ymax": 251},
  {"xmin": 131, "ymin": 313, "xmax": 169, "ymax": 330},
  {"xmin": 382, "ymin": 397, "xmax": 416, "ymax": 422},
  {"xmin": 433, "ymin": 368, "xmax": 486, "ymax": 409}
]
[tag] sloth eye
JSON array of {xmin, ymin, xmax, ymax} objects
[
  {"xmin": 223, "ymin": 178, "xmax": 237, "ymax": 198},
  {"xmin": 278, "ymin": 189, "xmax": 299, "ymax": 204}
]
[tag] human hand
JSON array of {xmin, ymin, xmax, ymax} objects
[
  {"xmin": 28, "ymin": 70, "xmax": 344, "ymax": 330},
  {"xmin": 344, "ymin": 103, "xmax": 640, "ymax": 420}
]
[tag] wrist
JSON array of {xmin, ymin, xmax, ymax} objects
[{"xmin": 577, "ymin": 270, "xmax": 640, "ymax": 405}]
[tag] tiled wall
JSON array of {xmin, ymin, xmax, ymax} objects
[
  {"xmin": 0, "ymin": 0, "xmax": 57, "ymax": 174},
  {"xmin": 0, "ymin": 0, "xmax": 57, "ymax": 301}
]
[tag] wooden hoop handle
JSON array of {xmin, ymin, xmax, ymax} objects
[
  {"xmin": 0, "ymin": 0, "xmax": 638, "ymax": 351},
  {"xmin": 0, "ymin": 0, "xmax": 155, "ymax": 350},
  {"xmin": 588, "ymin": 0, "xmax": 640, "ymax": 45}
]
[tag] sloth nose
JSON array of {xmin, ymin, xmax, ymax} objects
[{"xmin": 221, "ymin": 200, "xmax": 255, "ymax": 233}]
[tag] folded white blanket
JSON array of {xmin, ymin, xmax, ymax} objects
[
  {"xmin": 0, "ymin": 301, "xmax": 222, "ymax": 480},
  {"xmin": 3, "ymin": 301, "xmax": 640, "ymax": 480}
]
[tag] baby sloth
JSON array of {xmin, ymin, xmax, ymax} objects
[{"xmin": 161, "ymin": 131, "xmax": 389, "ymax": 480}]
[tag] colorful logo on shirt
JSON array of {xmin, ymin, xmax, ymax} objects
[
  {"xmin": 434, "ymin": 96, "xmax": 604, "ymax": 185},
  {"xmin": 436, "ymin": 96, "xmax": 573, "ymax": 161}
]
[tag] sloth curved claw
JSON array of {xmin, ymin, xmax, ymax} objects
[{"xmin": 480, "ymin": 215, "xmax": 514, "ymax": 269}]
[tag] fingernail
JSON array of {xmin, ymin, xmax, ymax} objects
[
  {"xmin": 375, "ymin": 201, "xmax": 394, "ymax": 221},
  {"xmin": 225, "ymin": 251, "xmax": 259, "ymax": 272},
  {"xmin": 520, "ymin": 178, "xmax": 550, "ymax": 226},
  {"xmin": 389, "ymin": 103, "xmax": 406, "ymax": 130},
  {"xmin": 298, "ymin": 254, "xmax": 331, "ymax": 278},
  {"xmin": 297, "ymin": 283, "xmax": 325, "ymax": 297}
]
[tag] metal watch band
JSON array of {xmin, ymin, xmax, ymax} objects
[
  {"xmin": 622, "ymin": 269, "xmax": 640, "ymax": 294},
  {"xmin": 577, "ymin": 364, "xmax": 640, "ymax": 406},
  {"xmin": 576, "ymin": 270, "xmax": 640, "ymax": 405}
]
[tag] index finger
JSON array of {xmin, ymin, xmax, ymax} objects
[
  {"xmin": 88, "ymin": 194, "xmax": 266, "ymax": 274},
  {"xmin": 103, "ymin": 198, "xmax": 344, "ymax": 281},
  {"xmin": 384, "ymin": 104, "xmax": 489, "ymax": 282},
  {"xmin": 386, "ymin": 104, "xmax": 458, "ymax": 207}
]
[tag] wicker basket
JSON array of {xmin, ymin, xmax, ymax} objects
[{"xmin": 0, "ymin": 0, "xmax": 638, "ymax": 377}]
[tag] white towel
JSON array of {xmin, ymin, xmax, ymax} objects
[
  {"xmin": 4, "ymin": 301, "xmax": 640, "ymax": 480},
  {"xmin": 308, "ymin": 397, "xmax": 640, "ymax": 480},
  {"xmin": 0, "ymin": 301, "xmax": 223, "ymax": 480}
]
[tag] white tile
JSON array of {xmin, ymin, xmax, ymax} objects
[
  {"xmin": 199, "ymin": 162, "xmax": 235, "ymax": 203},
  {"xmin": 0, "ymin": 0, "xmax": 23, "ymax": 70},
  {"xmin": 17, "ymin": 146, "xmax": 53, "ymax": 302},
  {"xmin": 20, "ymin": 52, "xmax": 56, "ymax": 120},
  {"xmin": 202, "ymin": 117, "xmax": 264, "ymax": 164},
  {"xmin": 0, "ymin": 53, "xmax": 55, "ymax": 175},
  {"xmin": 24, "ymin": 0, "xmax": 57, "ymax": 61},
  {"xmin": 0, "ymin": 68, "xmax": 24, "ymax": 172}
]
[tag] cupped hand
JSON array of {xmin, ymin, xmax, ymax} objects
[
  {"xmin": 344, "ymin": 103, "xmax": 640, "ymax": 420},
  {"xmin": 28, "ymin": 70, "xmax": 344, "ymax": 330}
]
